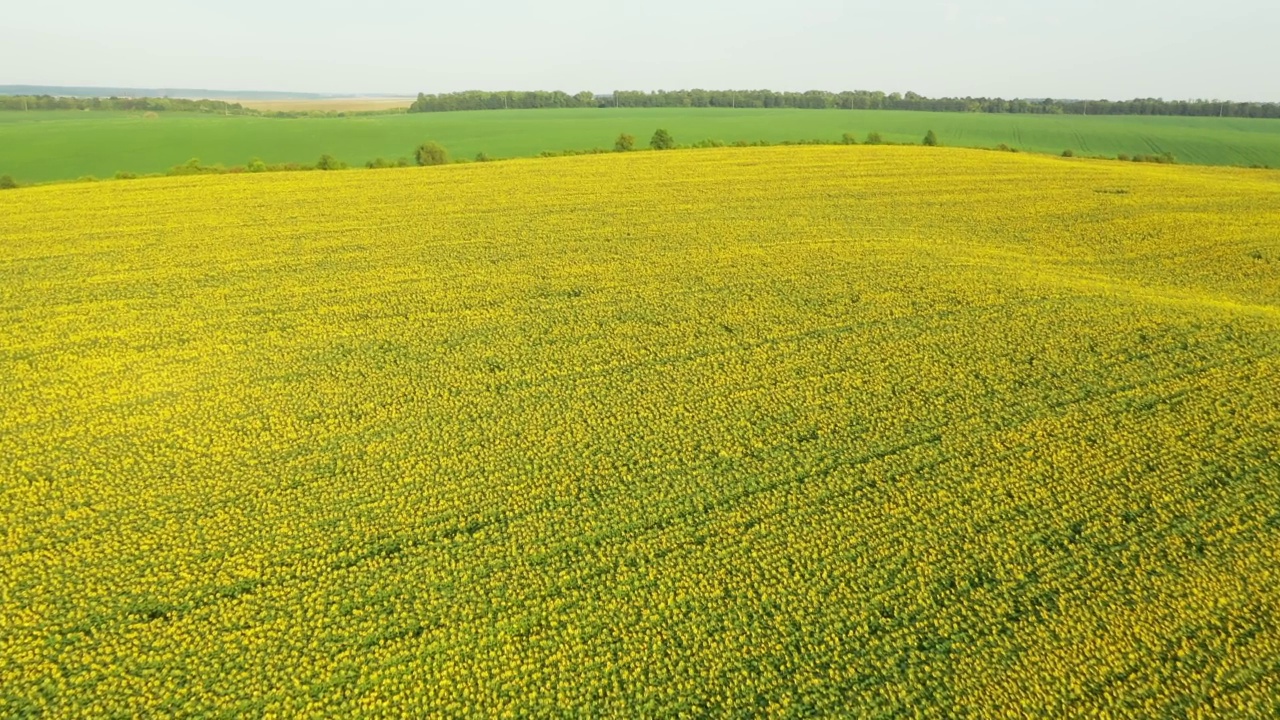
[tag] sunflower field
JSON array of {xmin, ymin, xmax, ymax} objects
[{"xmin": 1, "ymin": 146, "xmax": 1278, "ymax": 716}]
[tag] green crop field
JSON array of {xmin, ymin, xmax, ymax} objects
[{"xmin": 2, "ymin": 108, "xmax": 1280, "ymax": 184}]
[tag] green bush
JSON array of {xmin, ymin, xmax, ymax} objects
[
  {"xmin": 865, "ymin": 132, "xmax": 884, "ymax": 145},
  {"xmin": 923, "ymin": 130, "xmax": 939, "ymax": 146},
  {"xmin": 650, "ymin": 129, "xmax": 675, "ymax": 150},
  {"xmin": 1129, "ymin": 152, "xmax": 1177, "ymax": 164},
  {"xmin": 614, "ymin": 133, "xmax": 635, "ymax": 152},
  {"xmin": 841, "ymin": 133, "xmax": 859, "ymax": 145},
  {"xmin": 169, "ymin": 158, "xmax": 206, "ymax": 176},
  {"xmin": 414, "ymin": 142, "xmax": 450, "ymax": 166},
  {"xmin": 1062, "ymin": 149, "xmax": 1075, "ymax": 158},
  {"xmin": 0, "ymin": 175, "xmax": 17, "ymax": 190}
]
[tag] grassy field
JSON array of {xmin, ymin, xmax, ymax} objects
[
  {"xmin": 2, "ymin": 147, "xmax": 1278, "ymax": 715},
  {"xmin": 3, "ymin": 108, "xmax": 1280, "ymax": 183}
]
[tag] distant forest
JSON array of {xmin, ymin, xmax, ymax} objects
[
  {"xmin": 5, "ymin": 89, "xmax": 1277, "ymax": 119},
  {"xmin": 409, "ymin": 89, "xmax": 1280, "ymax": 119},
  {"xmin": 0, "ymin": 95, "xmax": 255, "ymax": 113},
  {"xmin": 0, "ymin": 94, "xmax": 410, "ymax": 118}
]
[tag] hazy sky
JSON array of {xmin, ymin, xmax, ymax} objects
[{"xmin": 4, "ymin": 0, "xmax": 1277, "ymax": 101}]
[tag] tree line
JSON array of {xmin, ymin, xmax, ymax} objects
[
  {"xmin": 0, "ymin": 95, "xmax": 253, "ymax": 113},
  {"xmin": 9, "ymin": 91, "xmax": 1275, "ymax": 119},
  {"xmin": 0, "ymin": 95, "xmax": 407, "ymax": 118},
  {"xmin": 409, "ymin": 89, "xmax": 1280, "ymax": 119}
]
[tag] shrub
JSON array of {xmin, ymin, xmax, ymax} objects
[
  {"xmin": 316, "ymin": 155, "xmax": 345, "ymax": 171},
  {"xmin": 1116, "ymin": 154, "xmax": 1131, "ymax": 162},
  {"xmin": 0, "ymin": 175, "xmax": 17, "ymax": 190},
  {"xmin": 165, "ymin": 158, "xmax": 230, "ymax": 175},
  {"xmin": 414, "ymin": 142, "xmax": 449, "ymax": 166},
  {"xmin": 248, "ymin": 158, "xmax": 268, "ymax": 173},
  {"xmin": 169, "ymin": 158, "xmax": 205, "ymax": 176},
  {"xmin": 475, "ymin": 152, "xmax": 492, "ymax": 162},
  {"xmin": 1127, "ymin": 153, "xmax": 1177, "ymax": 164},
  {"xmin": 1062, "ymin": 149, "xmax": 1075, "ymax": 158},
  {"xmin": 865, "ymin": 132, "xmax": 884, "ymax": 145},
  {"xmin": 650, "ymin": 129, "xmax": 675, "ymax": 150},
  {"xmin": 614, "ymin": 133, "xmax": 635, "ymax": 152},
  {"xmin": 923, "ymin": 130, "xmax": 939, "ymax": 146},
  {"xmin": 114, "ymin": 171, "xmax": 138, "ymax": 180},
  {"xmin": 841, "ymin": 133, "xmax": 859, "ymax": 145}
]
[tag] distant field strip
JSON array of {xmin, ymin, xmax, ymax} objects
[
  {"xmin": 1, "ymin": 147, "xmax": 1278, "ymax": 716},
  {"xmin": 2, "ymin": 108, "xmax": 1280, "ymax": 183}
]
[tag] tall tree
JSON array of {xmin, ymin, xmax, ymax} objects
[
  {"xmin": 650, "ymin": 129, "xmax": 675, "ymax": 150},
  {"xmin": 414, "ymin": 142, "xmax": 450, "ymax": 166}
]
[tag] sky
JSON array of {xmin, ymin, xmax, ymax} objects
[{"xmin": 3, "ymin": 0, "xmax": 1278, "ymax": 101}]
